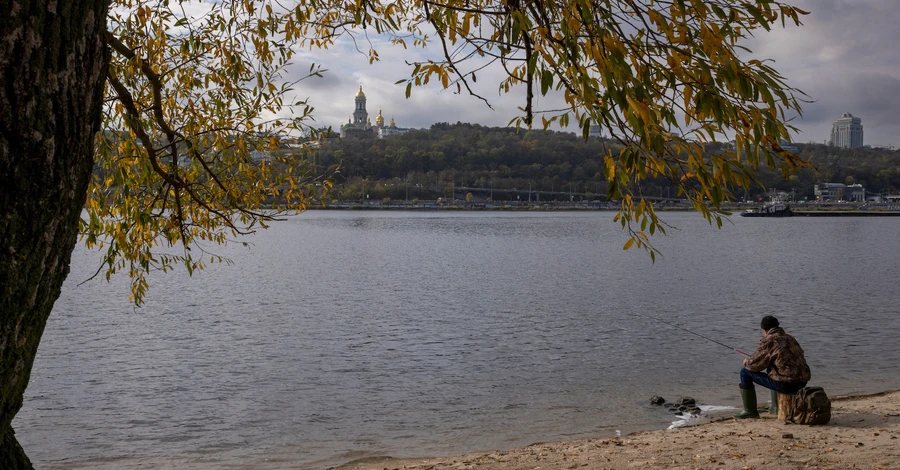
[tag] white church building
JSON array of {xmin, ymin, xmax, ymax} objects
[{"xmin": 339, "ymin": 86, "xmax": 409, "ymax": 139}]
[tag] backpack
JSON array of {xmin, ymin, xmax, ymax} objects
[{"xmin": 790, "ymin": 386, "xmax": 831, "ymax": 425}]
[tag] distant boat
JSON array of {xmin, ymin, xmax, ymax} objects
[{"xmin": 740, "ymin": 202, "xmax": 794, "ymax": 217}]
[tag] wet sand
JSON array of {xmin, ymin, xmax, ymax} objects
[{"xmin": 337, "ymin": 391, "xmax": 900, "ymax": 470}]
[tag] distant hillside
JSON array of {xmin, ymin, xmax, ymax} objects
[
  {"xmin": 305, "ymin": 123, "xmax": 900, "ymax": 202},
  {"xmin": 794, "ymin": 143, "xmax": 900, "ymax": 190}
]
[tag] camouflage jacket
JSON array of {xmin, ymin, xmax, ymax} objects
[{"xmin": 745, "ymin": 327, "xmax": 811, "ymax": 383}]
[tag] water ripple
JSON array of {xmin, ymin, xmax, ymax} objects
[{"xmin": 16, "ymin": 211, "xmax": 900, "ymax": 469}]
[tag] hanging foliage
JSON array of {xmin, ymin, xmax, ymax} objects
[{"xmin": 93, "ymin": 0, "xmax": 811, "ymax": 302}]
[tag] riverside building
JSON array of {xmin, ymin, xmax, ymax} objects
[
  {"xmin": 830, "ymin": 112, "xmax": 863, "ymax": 149},
  {"xmin": 814, "ymin": 182, "xmax": 866, "ymax": 202}
]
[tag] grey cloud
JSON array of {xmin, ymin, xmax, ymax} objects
[
  {"xmin": 853, "ymin": 74, "xmax": 900, "ymax": 128},
  {"xmin": 275, "ymin": 1, "xmax": 900, "ymax": 145},
  {"xmin": 742, "ymin": 0, "xmax": 900, "ymax": 145},
  {"xmin": 285, "ymin": 38, "xmax": 534, "ymax": 131}
]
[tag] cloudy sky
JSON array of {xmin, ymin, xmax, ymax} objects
[{"xmin": 286, "ymin": 0, "xmax": 900, "ymax": 147}]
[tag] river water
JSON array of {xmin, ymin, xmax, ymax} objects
[{"xmin": 15, "ymin": 211, "xmax": 900, "ymax": 469}]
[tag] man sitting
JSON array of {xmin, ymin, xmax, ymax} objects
[{"xmin": 735, "ymin": 315, "xmax": 811, "ymax": 419}]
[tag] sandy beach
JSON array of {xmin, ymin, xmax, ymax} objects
[{"xmin": 337, "ymin": 391, "xmax": 900, "ymax": 470}]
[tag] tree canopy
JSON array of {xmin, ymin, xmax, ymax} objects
[{"xmin": 92, "ymin": 1, "xmax": 812, "ymax": 302}]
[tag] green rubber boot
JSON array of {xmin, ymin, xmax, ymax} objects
[
  {"xmin": 734, "ymin": 386, "xmax": 760, "ymax": 419},
  {"xmin": 770, "ymin": 389, "xmax": 778, "ymax": 415}
]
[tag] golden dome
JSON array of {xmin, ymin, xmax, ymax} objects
[
  {"xmin": 389, "ymin": 117, "xmax": 396, "ymax": 127},
  {"xmin": 375, "ymin": 109, "xmax": 385, "ymax": 126},
  {"xmin": 356, "ymin": 85, "xmax": 365, "ymax": 98}
]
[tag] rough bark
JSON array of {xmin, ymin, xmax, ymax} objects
[{"xmin": 0, "ymin": 0, "xmax": 109, "ymax": 467}]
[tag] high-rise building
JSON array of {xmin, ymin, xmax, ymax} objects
[{"xmin": 830, "ymin": 112, "xmax": 863, "ymax": 149}]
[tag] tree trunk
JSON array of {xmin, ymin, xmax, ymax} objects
[
  {"xmin": 778, "ymin": 391, "xmax": 799, "ymax": 424},
  {"xmin": 0, "ymin": 1, "xmax": 109, "ymax": 467}
]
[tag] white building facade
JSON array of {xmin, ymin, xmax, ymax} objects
[
  {"xmin": 814, "ymin": 182, "xmax": 866, "ymax": 202},
  {"xmin": 340, "ymin": 86, "xmax": 409, "ymax": 138},
  {"xmin": 830, "ymin": 112, "xmax": 863, "ymax": 149}
]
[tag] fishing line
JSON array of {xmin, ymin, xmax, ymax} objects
[{"xmin": 632, "ymin": 312, "xmax": 752, "ymax": 357}]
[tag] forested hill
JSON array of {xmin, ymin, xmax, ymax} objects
[
  {"xmin": 786, "ymin": 143, "xmax": 900, "ymax": 192},
  {"xmin": 315, "ymin": 122, "xmax": 612, "ymax": 189},
  {"xmin": 307, "ymin": 122, "xmax": 900, "ymax": 201}
]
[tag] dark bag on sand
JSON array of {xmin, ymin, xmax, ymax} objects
[{"xmin": 790, "ymin": 386, "xmax": 831, "ymax": 425}]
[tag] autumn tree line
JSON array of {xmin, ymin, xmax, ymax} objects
[{"xmin": 303, "ymin": 122, "xmax": 900, "ymax": 202}]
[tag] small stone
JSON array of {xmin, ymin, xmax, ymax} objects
[
  {"xmin": 676, "ymin": 397, "xmax": 696, "ymax": 407},
  {"xmin": 650, "ymin": 396, "xmax": 665, "ymax": 405},
  {"xmin": 782, "ymin": 433, "xmax": 794, "ymax": 439},
  {"xmin": 687, "ymin": 407, "xmax": 702, "ymax": 415}
]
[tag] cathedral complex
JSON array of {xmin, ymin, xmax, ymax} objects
[{"xmin": 339, "ymin": 86, "xmax": 408, "ymax": 139}]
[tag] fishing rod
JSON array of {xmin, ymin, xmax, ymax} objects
[{"xmin": 634, "ymin": 313, "xmax": 752, "ymax": 357}]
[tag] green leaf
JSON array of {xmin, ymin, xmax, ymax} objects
[{"xmin": 540, "ymin": 69, "xmax": 553, "ymax": 96}]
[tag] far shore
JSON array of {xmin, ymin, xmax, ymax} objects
[
  {"xmin": 336, "ymin": 390, "xmax": 900, "ymax": 470},
  {"xmin": 304, "ymin": 202, "xmax": 900, "ymax": 214}
]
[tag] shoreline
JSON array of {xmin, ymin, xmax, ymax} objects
[
  {"xmin": 301, "ymin": 205, "xmax": 900, "ymax": 216},
  {"xmin": 336, "ymin": 390, "xmax": 900, "ymax": 470}
]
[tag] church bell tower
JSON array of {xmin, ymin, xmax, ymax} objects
[{"xmin": 353, "ymin": 86, "xmax": 368, "ymax": 126}]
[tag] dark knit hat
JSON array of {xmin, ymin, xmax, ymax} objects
[{"xmin": 761, "ymin": 315, "xmax": 779, "ymax": 331}]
